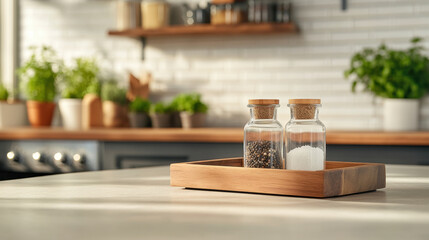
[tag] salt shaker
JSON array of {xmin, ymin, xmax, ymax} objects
[
  {"xmin": 244, "ymin": 99, "xmax": 284, "ymax": 169},
  {"xmin": 285, "ymin": 99, "xmax": 326, "ymax": 171}
]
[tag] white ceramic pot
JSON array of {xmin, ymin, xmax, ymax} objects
[
  {"xmin": 0, "ymin": 101, "xmax": 27, "ymax": 128},
  {"xmin": 383, "ymin": 98, "xmax": 419, "ymax": 131},
  {"xmin": 59, "ymin": 98, "xmax": 83, "ymax": 130}
]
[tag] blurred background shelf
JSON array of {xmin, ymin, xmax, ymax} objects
[
  {"xmin": 108, "ymin": 23, "xmax": 298, "ymax": 37},
  {"xmin": 1, "ymin": 128, "xmax": 428, "ymax": 146}
]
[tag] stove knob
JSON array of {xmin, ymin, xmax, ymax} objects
[
  {"xmin": 6, "ymin": 151, "xmax": 20, "ymax": 163},
  {"xmin": 73, "ymin": 153, "xmax": 86, "ymax": 165},
  {"xmin": 72, "ymin": 154, "xmax": 87, "ymax": 171},
  {"xmin": 32, "ymin": 152, "xmax": 46, "ymax": 164},
  {"xmin": 53, "ymin": 152, "xmax": 67, "ymax": 166}
]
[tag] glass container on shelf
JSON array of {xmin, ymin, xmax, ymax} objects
[
  {"xmin": 183, "ymin": 1, "xmax": 211, "ymax": 25},
  {"xmin": 248, "ymin": 0, "xmax": 291, "ymax": 23},
  {"xmin": 225, "ymin": 2, "xmax": 247, "ymax": 24},
  {"xmin": 244, "ymin": 99, "xmax": 284, "ymax": 169},
  {"xmin": 141, "ymin": 0, "xmax": 170, "ymax": 30},
  {"xmin": 211, "ymin": 2, "xmax": 247, "ymax": 25},
  {"xmin": 285, "ymin": 99, "xmax": 326, "ymax": 171},
  {"xmin": 210, "ymin": 4, "xmax": 226, "ymax": 25}
]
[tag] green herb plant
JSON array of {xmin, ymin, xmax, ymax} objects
[
  {"xmin": 344, "ymin": 37, "xmax": 429, "ymax": 99},
  {"xmin": 101, "ymin": 81, "xmax": 127, "ymax": 105},
  {"xmin": 62, "ymin": 58, "xmax": 100, "ymax": 99},
  {"xmin": 150, "ymin": 102, "xmax": 170, "ymax": 114},
  {"xmin": 0, "ymin": 84, "xmax": 9, "ymax": 101},
  {"xmin": 17, "ymin": 46, "xmax": 60, "ymax": 102},
  {"xmin": 171, "ymin": 93, "xmax": 208, "ymax": 114},
  {"xmin": 129, "ymin": 97, "xmax": 151, "ymax": 113}
]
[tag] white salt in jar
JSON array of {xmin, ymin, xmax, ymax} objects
[{"xmin": 285, "ymin": 99, "xmax": 326, "ymax": 171}]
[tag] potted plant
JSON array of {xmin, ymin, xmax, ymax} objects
[
  {"xmin": 169, "ymin": 97, "xmax": 182, "ymax": 128},
  {"xmin": 17, "ymin": 46, "xmax": 60, "ymax": 127},
  {"xmin": 82, "ymin": 81, "xmax": 103, "ymax": 129},
  {"xmin": 150, "ymin": 102, "xmax": 171, "ymax": 128},
  {"xmin": 174, "ymin": 93, "xmax": 208, "ymax": 128},
  {"xmin": 101, "ymin": 81, "xmax": 129, "ymax": 128},
  {"xmin": 0, "ymin": 84, "xmax": 8, "ymax": 101},
  {"xmin": 0, "ymin": 84, "xmax": 28, "ymax": 128},
  {"xmin": 59, "ymin": 57, "xmax": 99, "ymax": 130},
  {"xmin": 129, "ymin": 97, "xmax": 151, "ymax": 128},
  {"xmin": 345, "ymin": 37, "xmax": 429, "ymax": 131}
]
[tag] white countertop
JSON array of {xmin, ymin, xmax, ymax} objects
[{"xmin": 0, "ymin": 164, "xmax": 428, "ymax": 240}]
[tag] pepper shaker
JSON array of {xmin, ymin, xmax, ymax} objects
[{"xmin": 244, "ymin": 99, "xmax": 284, "ymax": 169}]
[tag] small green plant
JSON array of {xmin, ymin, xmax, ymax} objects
[
  {"xmin": 171, "ymin": 93, "xmax": 208, "ymax": 114},
  {"xmin": 0, "ymin": 84, "xmax": 9, "ymax": 101},
  {"xmin": 129, "ymin": 97, "xmax": 151, "ymax": 113},
  {"xmin": 62, "ymin": 58, "xmax": 100, "ymax": 99},
  {"xmin": 344, "ymin": 37, "xmax": 429, "ymax": 99},
  {"xmin": 150, "ymin": 102, "xmax": 170, "ymax": 114},
  {"xmin": 86, "ymin": 81, "xmax": 101, "ymax": 96},
  {"xmin": 101, "ymin": 81, "xmax": 127, "ymax": 105},
  {"xmin": 17, "ymin": 46, "xmax": 60, "ymax": 102}
]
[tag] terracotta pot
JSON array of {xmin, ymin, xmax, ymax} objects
[
  {"xmin": 150, "ymin": 113, "xmax": 171, "ymax": 128},
  {"xmin": 26, "ymin": 101, "xmax": 56, "ymax": 127},
  {"xmin": 180, "ymin": 112, "xmax": 206, "ymax": 128},
  {"xmin": 102, "ymin": 101, "xmax": 130, "ymax": 128},
  {"xmin": 128, "ymin": 112, "xmax": 150, "ymax": 128}
]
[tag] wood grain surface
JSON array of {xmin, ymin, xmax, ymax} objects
[
  {"xmin": 108, "ymin": 23, "xmax": 298, "ymax": 37},
  {"xmin": 0, "ymin": 128, "xmax": 243, "ymax": 143},
  {"xmin": 211, "ymin": 0, "xmax": 246, "ymax": 4},
  {"xmin": 0, "ymin": 128, "xmax": 428, "ymax": 145},
  {"xmin": 170, "ymin": 158, "xmax": 386, "ymax": 198}
]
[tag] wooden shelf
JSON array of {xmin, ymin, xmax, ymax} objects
[
  {"xmin": 108, "ymin": 23, "xmax": 298, "ymax": 37},
  {"xmin": 212, "ymin": 0, "xmax": 246, "ymax": 4},
  {"xmin": 0, "ymin": 128, "xmax": 429, "ymax": 146}
]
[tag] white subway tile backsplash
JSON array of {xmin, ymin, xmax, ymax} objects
[
  {"xmin": 331, "ymin": 32, "xmax": 369, "ymax": 41},
  {"xmin": 209, "ymin": 72, "xmax": 239, "ymax": 82},
  {"xmin": 257, "ymin": 59, "xmax": 292, "ymax": 68},
  {"xmin": 18, "ymin": 0, "xmax": 429, "ymax": 129},
  {"xmin": 158, "ymin": 58, "xmax": 190, "ymax": 71},
  {"xmin": 312, "ymin": 20, "xmax": 354, "ymax": 30},
  {"xmin": 192, "ymin": 60, "xmax": 225, "ymax": 70},
  {"xmin": 225, "ymin": 60, "xmax": 257, "ymax": 69}
]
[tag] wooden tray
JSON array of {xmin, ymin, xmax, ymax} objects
[{"xmin": 170, "ymin": 157, "xmax": 386, "ymax": 198}]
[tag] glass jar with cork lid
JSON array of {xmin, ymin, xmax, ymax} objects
[
  {"xmin": 285, "ymin": 99, "xmax": 326, "ymax": 171},
  {"xmin": 244, "ymin": 99, "xmax": 284, "ymax": 169}
]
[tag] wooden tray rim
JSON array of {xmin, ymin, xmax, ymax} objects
[
  {"xmin": 170, "ymin": 157, "xmax": 386, "ymax": 198},
  {"xmin": 171, "ymin": 157, "xmax": 384, "ymax": 173}
]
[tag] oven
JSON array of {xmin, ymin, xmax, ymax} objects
[
  {"xmin": 0, "ymin": 140, "xmax": 100, "ymax": 180},
  {"xmin": 0, "ymin": 140, "xmax": 242, "ymax": 180}
]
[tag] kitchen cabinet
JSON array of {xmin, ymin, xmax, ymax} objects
[
  {"xmin": 102, "ymin": 142, "xmax": 241, "ymax": 169},
  {"xmin": 0, "ymin": 128, "xmax": 428, "ymax": 173}
]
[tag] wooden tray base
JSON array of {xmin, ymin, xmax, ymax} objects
[{"xmin": 170, "ymin": 157, "xmax": 386, "ymax": 198}]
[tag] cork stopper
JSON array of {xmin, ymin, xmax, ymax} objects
[
  {"xmin": 288, "ymin": 99, "xmax": 321, "ymax": 120},
  {"xmin": 248, "ymin": 99, "xmax": 279, "ymax": 119}
]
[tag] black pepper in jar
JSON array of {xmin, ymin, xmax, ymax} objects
[
  {"xmin": 244, "ymin": 99, "xmax": 284, "ymax": 169},
  {"xmin": 245, "ymin": 140, "xmax": 283, "ymax": 169}
]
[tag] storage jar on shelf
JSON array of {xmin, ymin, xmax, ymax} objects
[
  {"xmin": 285, "ymin": 99, "xmax": 326, "ymax": 171},
  {"xmin": 244, "ymin": 99, "xmax": 283, "ymax": 169},
  {"xmin": 211, "ymin": 2, "xmax": 247, "ymax": 25},
  {"xmin": 141, "ymin": 0, "xmax": 170, "ymax": 30}
]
